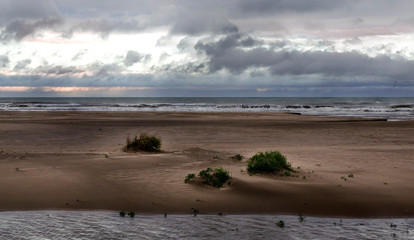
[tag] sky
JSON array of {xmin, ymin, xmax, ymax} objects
[{"xmin": 1, "ymin": 0, "xmax": 414, "ymax": 97}]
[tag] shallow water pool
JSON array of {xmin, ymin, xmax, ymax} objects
[{"xmin": 0, "ymin": 211, "xmax": 413, "ymax": 239}]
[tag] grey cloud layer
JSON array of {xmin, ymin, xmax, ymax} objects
[
  {"xmin": 238, "ymin": 0, "xmax": 347, "ymax": 14},
  {"xmin": 0, "ymin": 0, "xmax": 60, "ymax": 22},
  {"xmin": 124, "ymin": 51, "xmax": 150, "ymax": 67},
  {"xmin": 2, "ymin": 0, "xmax": 414, "ymax": 39},
  {"xmin": 195, "ymin": 33, "xmax": 414, "ymax": 82},
  {"xmin": 1, "ymin": 17, "xmax": 62, "ymax": 41},
  {"xmin": 1, "ymin": 0, "xmax": 414, "ymax": 97},
  {"xmin": 13, "ymin": 59, "xmax": 31, "ymax": 71},
  {"xmin": 0, "ymin": 55, "xmax": 10, "ymax": 67}
]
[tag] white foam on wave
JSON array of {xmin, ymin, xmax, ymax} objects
[{"xmin": 0, "ymin": 98, "xmax": 413, "ymax": 121}]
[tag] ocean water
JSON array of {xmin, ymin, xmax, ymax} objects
[
  {"xmin": 0, "ymin": 211, "xmax": 413, "ymax": 240},
  {"xmin": 0, "ymin": 97, "xmax": 413, "ymax": 121}
]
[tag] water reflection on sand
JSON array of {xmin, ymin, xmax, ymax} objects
[{"xmin": 0, "ymin": 211, "xmax": 413, "ymax": 239}]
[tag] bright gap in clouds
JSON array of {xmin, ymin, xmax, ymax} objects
[{"xmin": 9, "ymin": 28, "xmax": 173, "ymax": 73}]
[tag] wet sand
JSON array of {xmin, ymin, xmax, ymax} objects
[{"xmin": 0, "ymin": 111, "xmax": 413, "ymax": 218}]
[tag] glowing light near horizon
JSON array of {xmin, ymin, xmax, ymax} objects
[
  {"xmin": 0, "ymin": 86, "xmax": 36, "ymax": 92},
  {"xmin": 0, "ymin": 86, "xmax": 154, "ymax": 92}
]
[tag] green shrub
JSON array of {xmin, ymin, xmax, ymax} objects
[
  {"xmin": 276, "ymin": 220, "xmax": 285, "ymax": 228},
  {"xmin": 128, "ymin": 210, "xmax": 135, "ymax": 218},
  {"xmin": 185, "ymin": 173, "xmax": 196, "ymax": 183},
  {"xmin": 247, "ymin": 151, "xmax": 292, "ymax": 174},
  {"xmin": 199, "ymin": 167, "xmax": 231, "ymax": 188},
  {"xmin": 120, "ymin": 210, "xmax": 126, "ymax": 217},
  {"xmin": 125, "ymin": 133, "xmax": 161, "ymax": 152}
]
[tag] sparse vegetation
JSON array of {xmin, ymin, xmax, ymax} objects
[
  {"xmin": 231, "ymin": 154, "xmax": 244, "ymax": 161},
  {"xmin": 299, "ymin": 213, "xmax": 305, "ymax": 222},
  {"xmin": 348, "ymin": 173, "xmax": 354, "ymax": 178},
  {"xmin": 128, "ymin": 211, "xmax": 135, "ymax": 218},
  {"xmin": 185, "ymin": 173, "xmax": 196, "ymax": 183},
  {"xmin": 120, "ymin": 210, "xmax": 126, "ymax": 217},
  {"xmin": 124, "ymin": 133, "xmax": 161, "ymax": 152},
  {"xmin": 247, "ymin": 151, "xmax": 293, "ymax": 174},
  {"xmin": 191, "ymin": 207, "xmax": 199, "ymax": 215},
  {"xmin": 185, "ymin": 167, "xmax": 232, "ymax": 188},
  {"xmin": 276, "ymin": 220, "xmax": 285, "ymax": 228},
  {"xmin": 283, "ymin": 170, "xmax": 291, "ymax": 176},
  {"xmin": 199, "ymin": 167, "xmax": 231, "ymax": 188}
]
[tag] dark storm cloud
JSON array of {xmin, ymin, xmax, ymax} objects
[
  {"xmin": 2, "ymin": 0, "xmax": 414, "ymax": 39},
  {"xmin": 155, "ymin": 62, "xmax": 208, "ymax": 74},
  {"xmin": 64, "ymin": 18, "xmax": 147, "ymax": 38},
  {"xmin": 238, "ymin": 0, "xmax": 346, "ymax": 14},
  {"xmin": 0, "ymin": 55, "xmax": 10, "ymax": 67},
  {"xmin": 195, "ymin": 34, "xmax": 414, "ymax": 81},
  {"xmin": 195, "ymin": 33, "xmax": 263, "ymax": 56},
  {"xmin": 169, "ymin": 10, "xmax": 238, "ymax": 35},
  {"xmin": 34, "ymin": 65, "xmax": 83, "ymax": 75},
  {"xmin": 13, "ymin": 59, "xmax": 31, "ymax": 71},
  {"xmin": 0, "ymin": 17, "xmax": 62, "ymax": 41},
  {"xmin": 0, "ymin": 0, "xmax": 60, "ymax": 22}
]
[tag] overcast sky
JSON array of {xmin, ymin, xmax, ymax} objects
[{"xmin": 1, "ymin": 0, "xmax": 414, "ymax": 97}]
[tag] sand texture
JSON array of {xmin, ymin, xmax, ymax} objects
[{"xmin": 0, "ymin": 111, "xmax": 413, "ymax": 218}]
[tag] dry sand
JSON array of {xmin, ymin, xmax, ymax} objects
[{"xmin": 0, "ymin": 111, "xmax": 413, "ymax": 218}]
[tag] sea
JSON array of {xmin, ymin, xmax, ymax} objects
[
  {"xmin": 1, "ymin": 97, "xmax": 414, "ymax": 239},
  {"xmin": 0, "ymin": 97, "xmax": 413, "ymax": 121}
]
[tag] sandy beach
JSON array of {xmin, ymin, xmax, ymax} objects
[{"xmin": 0, "ymin": 111, "xmax": 413, "ymax": 218}]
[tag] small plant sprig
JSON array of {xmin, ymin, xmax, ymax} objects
[
  {"xmin": 191, "ymin": 207, "xmax": 199, "ymax": 216},
  {"xmin": 282, "ymin": 170, "xmax": 291, "ymax": 176},
  {"xmin": 231, "ymin": 154, "xmax": 244, "ymax": 161},
  {"xmin": 128, "ymin": 211, "xmax": 135, "ymax": 218},
  {"xmin": 299, "ymin": 213, "xmax": 305, "ymax": 222},
  {"xmin": 185, "ymin": 173, "xmax": 196, "ymax": 183},
  {"xmin": 276, "ymin": 220, "xmax": 285, "ymax": 228}
]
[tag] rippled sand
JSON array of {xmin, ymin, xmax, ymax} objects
[{"xmin": 0, "ymin": 111, "xmax": 413, "ymax": 217}]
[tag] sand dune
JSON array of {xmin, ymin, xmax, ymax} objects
[{"xmin": 0, "ymin": 111, "xmax": 413, "ymax": 217}]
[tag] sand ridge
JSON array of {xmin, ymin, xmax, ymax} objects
[{"xmin": 0, "ymin": 111, "xmax": 413, "ymax": 217}]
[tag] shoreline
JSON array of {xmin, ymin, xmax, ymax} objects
[
  {"xmin": 0, "ymin": 109, "xmax": 408, "ymax": 122},
  {"xmin": 1, "ymin": 111, "xmax": 413, "ymax": 218},
  {"xmin": 0, "ymin": 210, "xmax": 413, "ymax": 221}
]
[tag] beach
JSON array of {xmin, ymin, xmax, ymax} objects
[{"xmin": 0, "ymin": 111, "xmax": 413, "ymax": 218}]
